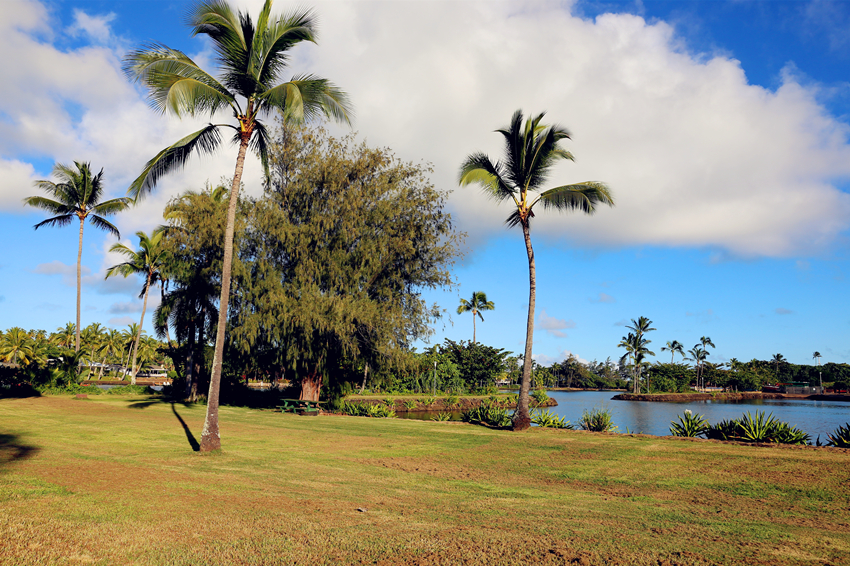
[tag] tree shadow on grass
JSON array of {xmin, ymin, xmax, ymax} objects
[
  {"xmin": 125, "ymin": 398, "xmax": 199, "ymax": 452},
  {"xmin": 0, "ymin": 433, "xmax": 40, "ymax": 470}
]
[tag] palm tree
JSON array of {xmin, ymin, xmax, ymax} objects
[
  {"xmin": 459, "ymin": 110, "xmax": 613, "ymax": 430},
  {"xmin": 105, "ymin": 230, "xmax": 170, "ymax": 385},
  {"xmin": 98, "ymin": 329, "xmax": 124, "ymax": 379},
  {"xmin": 626, "ymin": 317, "xmax": 655, "ymax": 393},
  {"xmin": 120, "ymin": 324, "xmax": 141, "ymax": 378},
  {"xmin": 661, "ymin": 340, "xmax": 685, "ymax": 364},
  {"xmin": 813, "ymin": 351, "xmax": 823, "ymax": 391},
  {"xmin": 456, "ymin": 291, "xmax": 495, "ymax": 343},
  {"xmin": 771, "ymin": 353, "xmax": 787, "ymax": 382},
  {"xmin": 51, "ymin": 323, "xmax": 76, "ymax": 350},
  {"xmin": 0, "ymin": 328, "xmax": 35, "ymax": 366},
  {"xmin": 124, "ymin": 0, "xmax": 353, "ymax": 452},
  {"xmin": 23, "ymin": 162, "xmax": 130, "ymax": 352},
  {"xmin": 80, "ymin": 322, "xmax": 105, "ymax": 377},
  {"xmin": 687, "ymin": 346, "xmax": 707, "ymax": 390}
]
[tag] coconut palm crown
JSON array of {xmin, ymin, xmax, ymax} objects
[
  {"xmin": 457, "ymin": 291, "xmax": 495, "ymax": 343},
  {"xmin": 458, "ymin": 109, "xmax": 613, "ymax": 430},
  {"xmin": 23, "ymin": 162, "xmax": 131, "ymax": 352},
  {"xmin": 123, "ymin": 0, "xmax": 353, "ymax": 452}
]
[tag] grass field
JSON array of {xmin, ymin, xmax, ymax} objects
[{"xmin": 1, "ymin": 394, "xmax": 848, "ymax": 565}]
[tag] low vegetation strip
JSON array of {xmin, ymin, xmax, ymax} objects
[{"xmin": 1, "ymin": 395, "xmax": 849, "ymax": 565}]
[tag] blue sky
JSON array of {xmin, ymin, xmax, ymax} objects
[{"xmin": 1, "ymin": 0, "xmax": 849, "ymax": 368}]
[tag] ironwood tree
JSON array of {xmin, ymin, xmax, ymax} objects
[{"xmin": 227, "ymin": 124, "xmax": 461, "ymax": 401}]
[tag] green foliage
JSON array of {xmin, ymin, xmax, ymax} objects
[
  {"xmin": 228, "ymin": 124, "xmax": 461, "ymax": 399},
  {"xmin": 705, "ymin": 411, "xmax": 810, "ymax": 445},
  {"xmin": 440, "ymin": 339, "xmax": 510, "ymax": 391},
  {"xmin": 462, "ymin": 400, "xmax": 512, "ymax": 428},
  {"xmin": 580, "ymin": 407, "xmax": 618, "ymax": 432},
  {"xmin": 431, "ymin": 412, "xmax": 452, "ymax": 422},
  {"xmin": 445, "ymin": 394, "xmax": 460, "ymax": 408},
  {"xmin": 339, "ymin": 401, "xmax": 396, "ymax": 418},
  {"xmin": 646, "ymin": 363, "xmax": 694, "ymax": 393},
  {"xmin": 531, "ymin": 388, "xmax": 549, "ymax": 406},
  {"xmin": 106, "ymin": 385, "xmax": 157, "ymax": 395},
  {"xmin": 531, "ymin": 409, "xmax": 573, "ymax": 429},
  {"xmin": 826, "ymin": 423, "xmax": 850, "ymax": 447},
  {"xmin": 420, "ymin": 397, "xmax": 436, "ymax": 407},
  {"xmin": 402, "ymin": 399, "xmax": 418, "ymax": 410},
  {"xmin": 669, "ymin": 410, "xmax": 709, "ymax": 437}
]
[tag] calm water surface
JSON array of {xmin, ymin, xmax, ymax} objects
[{"xmin": 547, "ymin": 390, "xmax": 850, "ymax": 439}]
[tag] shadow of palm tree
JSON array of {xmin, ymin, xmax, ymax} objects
[
  {"xmin": 171, "ymin": 403, "xmax": 200, "ymax": 452},
  {"xmin": 0, "ymin": 434, "xmax": 40, "ymax": 469}
]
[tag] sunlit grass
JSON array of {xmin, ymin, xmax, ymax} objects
[{"xmin": 1, "ymin": 394, "xmax": 848, "ymax": 565}]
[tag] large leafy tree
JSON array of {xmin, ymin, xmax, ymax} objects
[
  {"xmin": 456, "ymin": 291, "xmax": 495, "ymax": 343},
  {"xmin": 23, "ymin": 162, "xmax": 130, "ymax": 352},
  {"xmin": 124, "ymin": 0, "xmax": 352, "ymax": 451},
  {"xmin": 105, "ymin": 231, "xmax": 170, "ymax": 385},
  {"xmin": 459, "ymin": 110, "xmax": 613, "ymax": 430},
  {"xmin": 230, "ymin": 123, "xmax": 458, "ymax": 402}
]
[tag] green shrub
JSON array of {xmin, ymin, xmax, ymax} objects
[
  {"xmin": 106, "ymin": 384, "xmax": 156, "ymax": 395},
  {"xmin": 431, "ymin": 412, "xmax": 452, "ymax": 421},
  {"xmin": 339, "ymin": 401, "xmax": 396, "ymax": 418},
  {"xmin": 420, "ymin": 397, "xmax": 436, "ymax": 407},
  {"xmin": 445, "ymin": 394, "xmax": 460, "ymax": 408},
  {"xmin": 531, "ymin": 409, "xmax": 573, "ymax": 429},
  {"xmin": 826, "ymin": 423, "xmax": 850, "ymax": 447},
  {"xmin": 462, "ymin": 400, "xmax": 512, "ymax": 428},
  {"xmin": 705, "ymin": 411, "xmax": 810, "ymax": 445},
  {"xmin": 403, "ymin": 399, "xmax": 418, "ymax": 410},
  {"xmin": 580, "ymin": 407, "xmax": 618, "ymax": 432},
  {"xmin": 531, "ymin": 388, "xmax": 549, "ymax": 406},
  {"xmin": 669, "ymin": 410, "xmax": 709, "ymax": 437}
]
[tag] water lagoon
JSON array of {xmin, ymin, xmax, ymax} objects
[{"xmin": 547, "ymin": 390, "xmax": 849, "ymax": 439}]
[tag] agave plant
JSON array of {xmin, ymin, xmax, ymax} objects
[
  {"xmin": 462, "ymin": 400, "xmax": 513, "ymax": 428},
  {"xmin": 705, "ymin": 419, "xmax": 738, "ymax": 441},
  {"xmin": 580, "ymin": 407, "xmax": 618, "ymax": 432},
  {"xmin": 737, "ymin": 411, "xmax": 777, "ymax": 442},
  {"xmin": 669, "ymin": 410, "xmax": 709, "ymax": 438},
  {"xmin": 432, "ymin": 412, "xmax": 452, "ymax": 422},
  {"xmin": 826, "ymin": 423, "xmax": 850, "ymax": 447},
  {"xmin": 420, "ymin": 397, "xmax": 437, "ymax": 407},
  {"xmin": 532, "ymin": 409, "xmax": 573, "ymax": 429}
]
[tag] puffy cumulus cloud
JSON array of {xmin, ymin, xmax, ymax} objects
[
  {"xmin": 33, "ymin": 260, "xmax": 90, "ymax": 287},
  {"xmin": 288, "ymin": 0, "xmax": 850, "ymax": 257},
  {"xmin": 536, "ymin": 309, "xmax": 576, "ymax": 338},
  {"xmin": 107, "ymin": 315, "xmax": 136, "ymax": 327}
]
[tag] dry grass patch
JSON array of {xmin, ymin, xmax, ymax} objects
[{"xmin": 1, "ymin": 395, "xmax": 848, "ymax": 565}]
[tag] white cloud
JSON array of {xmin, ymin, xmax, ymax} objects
[
  {"xmin": 537, "ymin": 309, "xmax": 576, "ymax": 338},
  {"xmin": 533, "ymin": 349, "xmax": 588, "ymax": 366},
  {"xmin": 775, "ymin": 307, "xmax": 794, "ymax": 315},
  {"xmin": 589, "ymin": 292, "xmax": 616, "ymax": 304},
  {"xmin": 68, "ymin": 9, "xmax": 116, "ymax": 44},
  {"xmin": 294, "ymin": 0, "xmax": 850, "ymax": 257}
]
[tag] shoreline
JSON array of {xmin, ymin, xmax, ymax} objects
[{"xmin": 612, "ymin": 392, "xmax": 850, "ymax": 402}]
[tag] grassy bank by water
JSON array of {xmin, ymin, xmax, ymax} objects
[{"xmin": 1, "ymin": 395, "xmax": 848, "ymax": 565}]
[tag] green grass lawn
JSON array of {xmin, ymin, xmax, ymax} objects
[{"xmin": 1, "ymin": 394, "xmax": 848, "ymax": 565}]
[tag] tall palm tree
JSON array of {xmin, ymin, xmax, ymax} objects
[
  {"xmin": 661, "ymin": 340, "xmax": 685, "ymax": 364},
  {"xmin": 98, "ymin": 329, "xmax": 124, "ymax": 379},
  {"xmin": 124, "ymin": 0, "xmax": 352, "ymax": 452},
  {"xmin": 23, "ymin": 162, "xmax": 130, "ymax": 352},
  {"xmin": 687, "ymin": 346, "xmax": 707, "ymax": 390},
  {"xmin": 813, "ymin": 351, "xmax": 823, "ymax": 390},
  {"xmin": 120, "ymin": 324, "xmax": 141, "ymax": 378},
  {"xmin": 626, "ymin": 317, "xmax": 655, "ymax": 393},
  {"xmin": 459, "ymin": 110, "xmax": 613, "ymax": 430},
  {"xmin": 51, "ymin": 323, "xmax": 76, "ymax": 350},
  {"xmin": 456, "ymin": 291, "xmax": 495, "ymax": 343},
  {"xmin": 106, "ymin": 230, "xmax": 170, "ymax": 385}
]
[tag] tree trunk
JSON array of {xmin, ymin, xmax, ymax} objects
[
  {"xmin": 359, "ymin": 362, "xmax": 369, "ymax": 394},
  {"xmin": 129, "ymin": 273, "xmax": 151, "ymax": 386},
  {"xmin": 514, "ymin": 220, "xmax": 536, "ymax": 431},
  {"xmin": 200, "ymin": 134, "xmax": 250, "ymax": 452},
  {"xmin": 75, "ymin": 217, "xmax": 84, "ymax": 352},
  {"xmin": 185, "ymin": 318, "xmax": 196, "ymax": 400},
  {"xmin": 300, "ymin": 366, "xmax": 323, "ymax": 402},
  {"xmin": 472, "ymin": 312, "xmax": 476, "ymax": 344}
]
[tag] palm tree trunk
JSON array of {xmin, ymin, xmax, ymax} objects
[
  {"xmin": 359, "ymin": 362, "xmax": 369, "ymax": 394},
  {"xmin": 200, "ymin": 134, "xmax": 250, "ymax": 452},
  {"xmin": 514, "ymin": 220, "xmax": 535, "ymax": 431},
  {"xmin": 129, "ymin": 273, "xmax": 151, "ymax": 386},
  {"xmin": 472, "ymin": 313, "xmax": 477, "ymax": 344},
  {"xmin": 75, "ymin": 217, "xmax": 84, "ymax": 352}
]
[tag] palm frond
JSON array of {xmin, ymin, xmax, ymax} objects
[
  {"xmin": 250, "ymin": 120, "xmax": 271, "ymax": 179},
  {"xmin": 123, "ymin": 44, "xmax": 234, "ymax": 116},
  {"xmin": 504, "ymin": 209, "xmax": 523, "ymax": 229},
  {"xmin": 458, "ymin": 153, "xmax": 515, "ymax": 203},
  {"xmin": 32, "ymin": 214, "xmax": 75, "ymax": 230},
  {"xmin": 128, "ymin": 125, "xmax": 223, "ymax": 200},
  {"xmin": 88, "ymin": 215, "xmax": 122, "ymax": 239},
  {"xmin": 259, "ymin": 75, "xmax": 353, "ymax": 125},
  {"xmin": 534, "ymin": 182, "xmax": 614, "ymax": 214},
  {"xmin": 189, "ymin": 1, "xmax": 249, "ymax": 85},
  {"xmin": 91, "ymin": 197, "xmax": 132, "ymax": 217},
  {"xmin": 254, "ymin": 7, "xmax": 316, "ymax": 85},
  {"xmin": 22, "ymin": 196, "xmax": 74, "ymax": 216}
]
